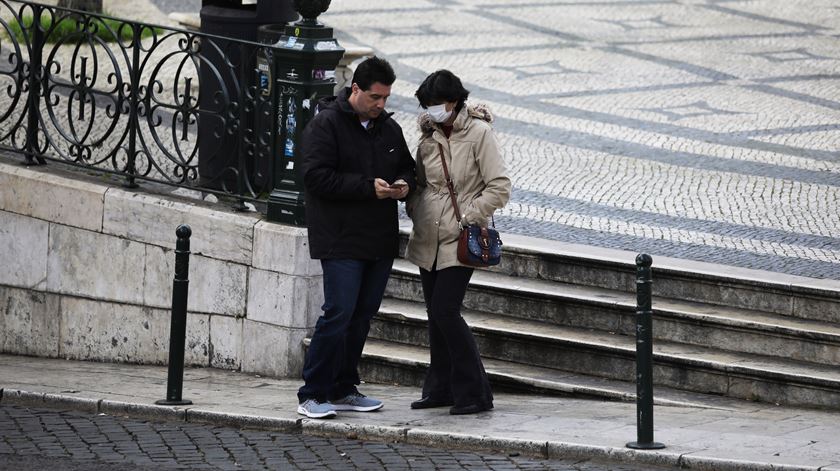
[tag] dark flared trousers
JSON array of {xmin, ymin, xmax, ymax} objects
[{"xmin": 419, "ymin": 265, "xmax": 493, "ymax": 408}]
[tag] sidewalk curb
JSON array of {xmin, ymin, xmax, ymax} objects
[
  {"xmin": 1, "ymin": 389, "xmax": 100, "ymax": 415},
  {"xmin": 303, "ymin": 418, "xmax": 408, "ymax": 443},
  {"xmin": 405, "ymin": 429, "xmax": 548, "ymax": 459},
  {"xmin": 0, "ymin": 388, "xmax": 820, "ymax": 471},
  {"xmin": 187, "ymin": 409, "xmax": 300, "ymax": 433}
]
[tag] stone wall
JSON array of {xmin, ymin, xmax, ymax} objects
[{"xmin": 0, "ymin": 160, "xmax": 322, "ymax": 378}]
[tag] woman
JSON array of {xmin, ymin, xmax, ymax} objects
[{"xmin": 404, "ymin": 70, "xmax": 511, "ymax": 415}]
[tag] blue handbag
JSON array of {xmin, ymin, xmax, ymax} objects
[
  {"xmin": 438, "ymin": 143, "xmax": 503, "ymax": 267},
  {"xmin": 458, "ymin": 224, "xmax": 502, "ymax": 266}
]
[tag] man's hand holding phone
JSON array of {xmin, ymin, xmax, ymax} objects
[
  {"xmin": 374, "ymin": 178, "xmax": 409, "ymax": 199},
  {"xmin": 389, "ymin": 179, "xmax": 409, "ymax": 199}
]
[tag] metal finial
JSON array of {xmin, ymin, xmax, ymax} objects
[{"xmin": 293, "ymin": 0, "xmax": 331, "ymax": 26}]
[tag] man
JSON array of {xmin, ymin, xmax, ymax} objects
[{"xmin": 297, "ymin": 57, "xmax": 416, "ymax": 419}]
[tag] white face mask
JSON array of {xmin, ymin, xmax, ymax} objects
[{"xmin": 427, "ymin": 104, "xmax": 452, "ymax": 123}]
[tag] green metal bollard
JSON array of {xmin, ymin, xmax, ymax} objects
[
  {"xmin": 156, "ymin": 225, "xmax": 194, "ymax": 406},
  {"xmin": 626, "ymin": 253, "xmax": 665, "ymax": 450}
]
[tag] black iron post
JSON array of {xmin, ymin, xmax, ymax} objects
[
  {"xmin": 24, "ymin": 4, "xmax": 46, "ymax": 165},
  {"xmin": 156, "ymin": 225, "xmax": 194, "ymax": 406},
  {"xmin": 626, "ymin": 253, "xmax": 665, "ymax": 450},
  {"xmin": 124, "ymin": 22, "xmax": 141, "ymax": 189},
  {"xmin": 264, "ymin": 1, "xmax": 344, "ymax": 225}
]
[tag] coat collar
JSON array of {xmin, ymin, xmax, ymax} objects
[{"xmin": 417, "ymin": 103, "xmax": 494, "ymax": 135}]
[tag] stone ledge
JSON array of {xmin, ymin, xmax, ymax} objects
[
  {"xmin": 252, "ymin": 221, "xmax": 321, "ymax": 276},
  {"xmin": 0, "ymin": 161, "xmax": 106, "ymax": 232},
  {"xmin": 104, "ymin": 188, "xmax": 258, "ymax": 266}
]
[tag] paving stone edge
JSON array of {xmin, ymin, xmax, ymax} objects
[{"xmin": 0, "ymin": 388, "xmax": 823, "ymax": 471}]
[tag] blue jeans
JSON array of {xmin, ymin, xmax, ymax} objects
[{"xmin": 297, "ymin": 258, "xmax": 394, "ymax": 403}]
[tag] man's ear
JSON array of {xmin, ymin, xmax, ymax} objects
[{"xmin": 351, "ymin": 83, "xmax": 360, "ymax": 95}]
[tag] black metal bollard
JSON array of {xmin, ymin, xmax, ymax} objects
[
  {"xmin": 156, "ymin": 225, "xmax": 194, "ymax": 406},
  {"xmin": 626, "ymin": 254, "xmax": 665, "ymax": 450}
]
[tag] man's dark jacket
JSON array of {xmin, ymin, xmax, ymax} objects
[{"xmin": 301, "ymin": 87, "xmax": 416, "ymax": 259}]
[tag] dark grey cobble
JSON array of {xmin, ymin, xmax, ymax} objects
[{"xmin": 0, "ymin": 405, "xmax": 670, "ymax": 471}]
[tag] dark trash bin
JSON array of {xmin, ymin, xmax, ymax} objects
[{"xmin": 197, "ymin": 0, "xmax": 297, "ymax": 193}]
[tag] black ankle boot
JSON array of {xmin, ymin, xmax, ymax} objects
[{"xmin": 410, "ymin": 397, "xmax": 454, "ymax": 409}]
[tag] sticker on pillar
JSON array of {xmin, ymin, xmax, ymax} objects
[
  {"xmin": 257, "ymin": 61, "xmax": 271, "ymax": 96},
  {"xmin": 285, "ymin": 99, "xmax": 297, "ymax": 157},
  {"xmin": 285, "ymin": 138, "xmax": 295, "ymax": 157},
  {"xmin": 315, "ymin": 41, "xmax": 338, "ymax": 51},
  {"xmin": 313, "ymin": 69, "xmax": 326, "ymax": 80},
  {"xmin": 259, "ymin": 72, "xmax": 269, "ymax": 95}
]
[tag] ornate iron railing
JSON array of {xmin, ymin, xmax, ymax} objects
[{"xmin": 0, "ymin": 1, "xmax": 279, "ymax": 207}]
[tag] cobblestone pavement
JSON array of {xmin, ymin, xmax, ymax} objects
[
  {"xmin": 0, "ymin": 405, "xmax": 667, "ymax": 471},
  {"xmin": 9, "ymin": 0, "xmax": 840, "ymax": 279},
  {"xmin": 313, "ymin": 0, "xmax": 840, "ymax": 279}
]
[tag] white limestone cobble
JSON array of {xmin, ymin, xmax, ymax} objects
[
  {"xmin": 3, "ymin": 0, "xmax": 839, "ymax": 278},
  {"xmin": 320, "ymin": 0, "xmax": 840, "ymax": 278}
]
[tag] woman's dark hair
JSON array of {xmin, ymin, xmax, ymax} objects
[
  {"xmin": 414, "ymin": 69, "xmax": 470, "ymax": 109},
  {"xmin": 352, "ymin": 56, "xmax": 396, "ymax": 91}
]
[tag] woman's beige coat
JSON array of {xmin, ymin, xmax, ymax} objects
[{"xmin": 405, "ymin": 104, "xmax": 511, "ymax": 271}]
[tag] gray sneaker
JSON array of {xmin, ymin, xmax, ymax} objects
[
  {"xmin": 330, "ymin": 392, "xmax": 383, "ymax": 412},
  {"xmin": 297, "ymin": 399, "xmax": 337, "ymax": 419}
]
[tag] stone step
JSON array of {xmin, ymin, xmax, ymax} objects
[
  {"xmin": 369, "ymin": 298, "xmax": 840, "ymax": 409},
  {"xmin": 397, "ymin": 230, "xmax": 840, "ymax": 324},
  {"xmin": 358, "ymin": 338, "xmax": 748, "ymax": 410},
  {"xmin": 386, "ymin": 260, "xmax": 840, "ymax": 366}
]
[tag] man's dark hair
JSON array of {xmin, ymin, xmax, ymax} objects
[
  {"xmin": 414, "ymin": 69, "xmax": 470, "ymax": 109},
  {"xmin": 352, "ymin": 56, "xmax": 396, "ymax": 90}
]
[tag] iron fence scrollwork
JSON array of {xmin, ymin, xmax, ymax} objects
[{"xmin": 0, "ymin": 0, "xmax": 282, "ymax": 207}]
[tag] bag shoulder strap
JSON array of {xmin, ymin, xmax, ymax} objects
[{"xmin": 437, "ymin": 142, "xmax": 463, "ymax": 225}]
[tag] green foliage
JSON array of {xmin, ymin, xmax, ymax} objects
[{"xmin": 3, "ymin": 13, "xmax": 162, "ymax": 44}]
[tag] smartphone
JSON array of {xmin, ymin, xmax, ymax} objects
[{"xmin": 389, "ymin": 181, "xmax": 408, "ymax": 189}]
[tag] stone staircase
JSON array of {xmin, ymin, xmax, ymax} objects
[{"xmin": 358, "ymin": 232, "xmax": 840, "ymax": 409}]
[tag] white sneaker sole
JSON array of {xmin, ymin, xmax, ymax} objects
[
  {"xmin": 330, "ymin": 402, "xmax": 383, "ymax": 412},
  {"xmin": 297, "ymin": 405, "xmax": 337, "ymax": 419}
]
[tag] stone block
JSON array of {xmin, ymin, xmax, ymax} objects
[
  {"xmin": 99, "ymin": 399, "xmax": 187, "ymax": 422},
  {"xmin": 59, "ymin": 297, "xmax": 209, "ymax": 365},
  {"xmin": 186, "ymin": 409, "xmax": 300, "ymax": 432},
  {"xmin": 0, "ymin": 287, "xmax": 60, "ymax": 357},
  {"xmin": 103, "ymin": 188, "xmax": 257, "ymax": 265},
  {"xmin": 656, "ymin": 277, "xmax": 793, "ymax": 316},
  {"xmin": 184, "ymin": 313, "xmax": 211, "ymax": 367},
  {"xmin": 47, "ymin": 225, "xmax": 146, "ymax": 304},
  {"xmin": 240, "ymin": 320, "xmax": 307, "ymax": 378},
  {"xmin": 727, "ymin": 376, "xmax": 840, "ymax": 409},
  {"xmin": 144, "ymin": 245, "xmax": 247, "ymax": 316},
  {"xmin": 246, "ymin": 268, "xmax": 322, "ymax": 328},
  {"xmin": 209, "ymin": 315, "xmax": 243, "ymax": 370},
  {"xmin": 793, "ymin": 294, "xmax": 840, "ymax": 324},
  {"xmin": 304, "ymin": 421, "xmax": 408, "ymax": 444},
  {"xmin": 0, "ymin": 211, "xmax": 49, "ymax": 290},
  {"xmin": 252, "ymin": 221, "xmax": 321, "ymax": 276},
  {"xmin": 0, "ymin": 162, "xmax": 105, "ymax": 232}
]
